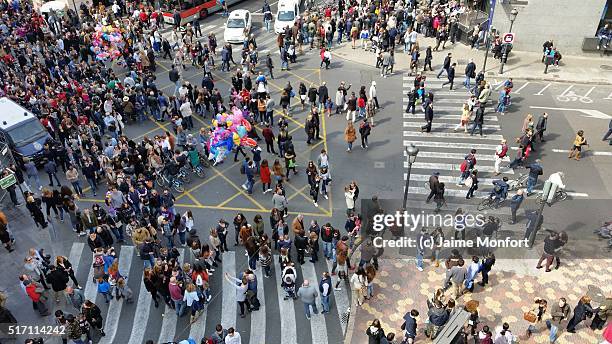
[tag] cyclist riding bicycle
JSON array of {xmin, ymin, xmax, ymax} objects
[
  {"xmin": 546, "ymin": 171, "xmax": 566, "ymax": 202},
  {"xmin": 162, "ymin": 159, "xmax": 180, "ymax": 182},
  {"xmin": 489, "ymin": 177, "xmax": 510, "ymax": 203},
  {"xmin": 187, "ymin": 146, "xmax": 202, "ymax": 169}
]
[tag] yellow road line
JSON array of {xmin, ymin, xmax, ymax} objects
[
  {"xmin": 174, "ymin": 159, "xmax": 242, "ymax": 201},
  {"xmin": 210, "ymin": 167, "xmax": 267, "ymax": 210},
  {"xmin": 76, "ymin": 197, "xmax": 330, "ymax": 217},
  {"xmin": 287, "ymin": 184, "xmax": 309, "ymax": 202},
  {"xmin": 216, "ymin": 190, "xmax": 245, "ymax": 207}
]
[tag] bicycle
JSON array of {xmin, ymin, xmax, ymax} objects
[
  {"xmin": 477, "ymin": 197, "xmax": 505, "ymax": 211},
  {"xmin": 537, "ymin": 189, "xmax": 568, "ymax": 203},
  {"xmin": 156, "ymin": 173, "xmax": 185, "ymax": 193},
  {"xmin": 507, "ymin": 173, "xmax": 528, "ymax": 191}
]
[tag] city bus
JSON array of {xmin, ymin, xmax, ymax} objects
[{"xmin": 161, "ymin": 0, "xmax": 244, "ymax": 26}]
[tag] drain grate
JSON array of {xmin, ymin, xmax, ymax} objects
[{"xmin": 601, "ymin": 65, "xmax": 612, "ymax": 71}]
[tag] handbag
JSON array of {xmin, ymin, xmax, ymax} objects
[{"xmin": 523, "ymin": 311, "xmax": 537, "ymax": 323}]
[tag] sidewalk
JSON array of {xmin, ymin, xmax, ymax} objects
[
  {"xmin": 332, "ymin": 36, "xmax": 612, "ymax": 85},
  {"xmin": 350, "ymin": 257, "xmax": 611, "ymax": 344}
]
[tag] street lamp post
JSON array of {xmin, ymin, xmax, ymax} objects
[
  {"xmin": 499, "ymin": 8, "xmax": 519, "ymax": 74},
  {"xmin": 481, "ymin": 26, "xmax": 495, "ymax": 73},
  {"xmin": 402, "ymin": 144, "xmax": 419, "ymax": 210}
]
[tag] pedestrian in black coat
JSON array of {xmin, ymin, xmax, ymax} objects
[
  {"xmin": 566, "ymin": 296, "xmax": 594, "ymax": 333},
  {"xmin": 421, "ymin": 102, "xmax": 434, "ymax": 133},
  {"xmin": 82, "ymin": 300, "xmax": 105, "ymax": 336},
  {"xmin": 26, "ymin": 195, "xmax": 47, "ymax": 229},
  {"xmin": 535, "ymin": 113, "xmax": 548, "ymax": 141}
]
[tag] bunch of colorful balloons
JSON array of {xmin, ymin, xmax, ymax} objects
[
  {"xmin": 90, "ymin": 24, "xmax": 125, "ymax": 61},
  {"xmin": 208, "ymin": 107, "xmax": 257, "ymax": 163}
]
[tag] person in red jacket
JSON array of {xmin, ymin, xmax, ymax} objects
[{"xmin": 260, "ymin": 160, "xmax": 272, "ymax": 194}]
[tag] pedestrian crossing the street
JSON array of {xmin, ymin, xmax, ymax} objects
[
  {"xmin": 67, "ymin": 242, "xmax": 347, "ymax": 344},
  {"xmin": 402, "ymin": 73, "xmax": 515, "ymax": 205},
  {"xmin": 401, "ymin": 75, "xmax": 593, "ymax": 211}
]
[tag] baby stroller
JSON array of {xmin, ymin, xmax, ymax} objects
[{"xmin": 281, "ymin": 265, "xmax": 297, "ymax": 300}]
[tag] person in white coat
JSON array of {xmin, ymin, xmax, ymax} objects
[
  {"xmin": 344, "ymin": 186, "xmax": 355, "ymax": 216},
  {"xmin": 369, "ymin": 81, "xmax": 380, "ymax": 109},
  {"xmin": 546, "ymin": 172, "xmax": 566, "ymax": 203},
  {"xmin": 225, "ymin": 327, "xmax": 242, "ymax": 344}
]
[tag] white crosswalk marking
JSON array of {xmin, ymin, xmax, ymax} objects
[
  {"xmin": 127, "ymin": 265, "xmax": 153, "ymax": 344},
  {"xmin": 325, "ymin": 260, "xmax": 349, "ymax": 335},
  {"xmin": 68, "ymin": 242, "xmax": 85, "ymax": 278},
  {"xmin": 405, "ymin": 161, "xmax": 514, "ymax": 174},
  {"xmin": 403, "ymin": 140, "xmax": 503, "ymax": 151},
  {"xmin": 403, "ymin": 114, "xmax": 499, "ymax": 122},
  {"xmin": 84, "ymin": 252, "xmax": 98, "ymax": 302},
  {"xmin": 402, "ymin": 199, "xmax": 512, "ymax": 216},
  {"xmin": 402, "ymin": 71, "xmax": 522, "ymax": 203},
  {"xmin": 99, "ymin": 246, "xmax": 134, "ymax": 344},
  {"xmin": 274, "ymin": 256, "xmax": 297, "ymax": 344},
  {"xmin": 432, "ymin": 98, "xmax": 474, "ymax": 104},
  {"xmin": 221, "ymin": 251, "xmax": 237, "ymax": 329},
  {"xmin": 403, "ymin": 82, "xmax": 442, "ymax": 89},
  {"xmin": 409, "ymin": 173, "xmax": 511, "ymax": 186},
  {"xmin": 158, "ymin": 249, "xmax": 186, "ymax": 344},
  {"xmin": 403, "ymin": 121, "xmax": 501, "ymax": 131},
  {"xmin": 70, "ymin": 243, "xmax": 348, "ymax": 342},
  {"xmin": 404, "ymin": 131, "xmax": 505, "ymax": 140},
  {"xmin": 406, "ymin": 150, "xmax": 510, "ymax": 162},
  {"xmin": 249, "ymin": 267, "xmax": 266, "ymax": 344},
  {"xmin": 301, "ymin": 263, "xmax": 328, "ymax": 344}
]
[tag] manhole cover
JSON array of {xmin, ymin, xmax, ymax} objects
[{"xmin": 600, "ymin": 65, "xmax": 612, "ymax": 71}]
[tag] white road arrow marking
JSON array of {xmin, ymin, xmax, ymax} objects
[{"xmin": 529, "ymin": 106, "xmax": 611, "ymax": 120}]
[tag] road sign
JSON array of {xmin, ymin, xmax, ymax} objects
[
  {"xmin": 503, "ymin": 33, "xmax": 515, "ymax": 44},
  {"xmin": 0, "ymin": 173, "xmax": 16, "ymax": 189}
]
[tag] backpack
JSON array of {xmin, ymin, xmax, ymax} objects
[
  {"xmin": 459, "ymin": 160, "xmax": 469, "ymax": 173},
  {"xmin": 93, "ymin": 254, "xmax": 104, "ymax": 268}
]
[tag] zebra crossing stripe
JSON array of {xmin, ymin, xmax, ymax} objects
[
  {"xmin": 127, "ymin": 263, "xmax": 154, "ymax": 344},
  {"xmin": 221, "ymin": 251, "xmax": 237, "ymax": 329},
  {"xmin": 433, "ymin": 98, "xmax": 475, "ymax": 104},
  {"xmin": 99, "ymin": 246, "xmax": 135, "ymax": 344},
  {"xmin": 405, "ymin": 150, "xmax": 510, "ymax": 162},
  {"xmin": 273, "ymin": 256, "xmax": 298, "ymax": 344},
  {"xmin": 403, "ymin": 140, "xmax": 502, "ymax": 151},
  {"xmin": 403, "ymin": 83, "xmax": 442, "ymax": 89},
  {"xmin": 249, "ymin": 267, "xmax": 266, "ymax": 344},
  {"xmin": 301, "ymin": 263, "xmax": 328, "ymax": 344},
  {"xmin": 84, "ymin": 252, "xmax": 98, "ymax": 302},
  {"xmin": 404, "ymin": 131, "xmax": 505, "ymax": 141},
  {"xmin": 158, "ymin": 249, "xmax": 186, "ymax": 344},
  {"xmin": 401, "ymin": 199, "xmax": 512, "ymax": 216},
  {"xmin": 406, "ymin": 185, "xmax": 489, "ymax": 198},
  {"xmin": 409, "ymin": 173, "xmax": 513, "ymax": 186},
  {"xmin": 405, "ymin": 161, "xmax": 514, "ymax": 174},
  {"xmin": 406, "ymin": 185, "xmax": 589, "ymax": 199},
  {"xmin": 259, "ymin": 35, "xmax": 279, "ymax": 47},
  {"xmin": 325, "ymin": 260, "xmax": 349, "ymax": 335},
  {"xmin": 403, "ymin": 122, "xmax": 501, "ymax": 131},
  {"xmin": 432, "ymin": 91, "xmax": 473, "ymax": 96},
  {"xmin": 68, "ymin": 242, "xmax": 85, "ymax": 277},
  {"xmin": 403, "ymin": 114, "xmax": 499, "ymax": 122}
]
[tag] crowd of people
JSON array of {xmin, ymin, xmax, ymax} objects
[{"xmin": 1, "ymin": 0, "xmax": 611, "ymax": 343}]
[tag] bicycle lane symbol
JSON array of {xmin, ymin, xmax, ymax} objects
[{"xmin": 556, "ymin": 85, "xmax": 594, "ymax": 104}]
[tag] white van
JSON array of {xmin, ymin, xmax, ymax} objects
[
  {"xmin": 274, "ymin": 0, "xmax": 299, "ymax": 34},
  {"xmin": 0, "ymin": 98, "xmax": 52, "ymax": 165}
]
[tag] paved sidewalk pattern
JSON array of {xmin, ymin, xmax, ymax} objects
[
  {"xmin": 352, "ymin": 258, "xmax": 611, "ymax": 343},
  {"xmin": 333, "ymin": 36, "xmax": 612, "ymax": 85}
]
